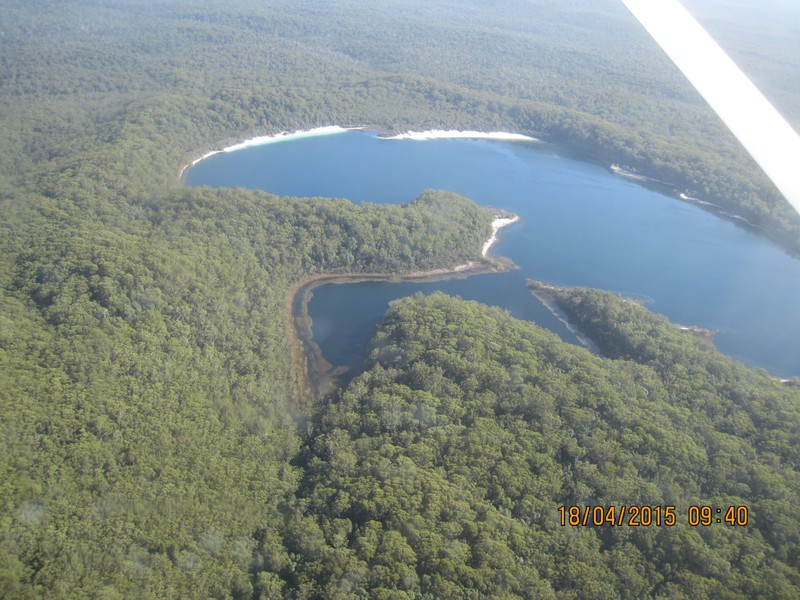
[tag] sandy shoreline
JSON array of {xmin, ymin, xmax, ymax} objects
[
  {"xmin": 382, "ymin": 130, "xmax": 540, "ymax": 142},
  {"xmin": 678, "ymin": 193, "xmax": 763, "ymax": 230},
  {"xmin": 610, "ymin": 164, "xmax": 672, "ymax": 186},
  {"xmin": 222, "ymin": 125, "xmax": 354, "ymax": 153},
  {"xmin": 181, "ymin": 126, "xmax": 541, "ymax": 181},
  {"xmin": 527, "ymin": 282, "xmax": 600, "ymax": 354},
  {"xmin": 179, "ymin": 125, "xmax": 356, "ymax": 181},
  {"xmin": 483, "ymin": 215, "xmax": 520, "ymax": 256}
]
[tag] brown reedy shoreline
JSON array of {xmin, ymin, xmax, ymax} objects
[{"xmin": 287, "ymin": 260, "xmax": 512, "ymax": 404}]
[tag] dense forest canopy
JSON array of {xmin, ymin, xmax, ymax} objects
[
  {"xmin": 1, "ymin": 0, "xmax": 799, "ymax": 597},
  {"xmin": 296, "ymin": 291, "xmax": 800, "ymax": 598}
]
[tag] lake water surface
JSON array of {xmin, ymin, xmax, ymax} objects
[{"xmin": 186, "ymin": 130, "xmax": 800, "ymax": 377}]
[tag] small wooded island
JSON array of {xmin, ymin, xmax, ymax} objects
[{"xmin": 2, "ymin": 0, "xmax": 799, "ymax": 598}]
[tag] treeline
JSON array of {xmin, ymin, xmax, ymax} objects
[{"xmin": 294, "ymin": 291, "xmax": 800, "ymax": 598}]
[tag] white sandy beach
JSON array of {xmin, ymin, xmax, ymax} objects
[
  {"xmin": 181, "ymin": 127, "xmax": 539, "ymax": 179},
  {"xmin": 384, "ymin": 130, "xmax": 539, "ymax": 142},
  {"xmin": 678, "ymin": 193, "xmax": 762, "ymax": 228},
  {"xmin": 679, "ymin": 192, "xmax": 721, "ymax": 208},
  {"xmin": 482, "ymin": 215, "xmax": 520, "ymax": 256},
  {"xmin": 222, "ymin": 125, "xmax": 354, "ymax": 153},
  {"xmin": 180, "ymin": 126, "xmax": 355, "ymax": 179}
]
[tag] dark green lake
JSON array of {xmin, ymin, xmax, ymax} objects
[{"xmin": 186, "ymin": 130, "xmax": 800, "ymax": 377}]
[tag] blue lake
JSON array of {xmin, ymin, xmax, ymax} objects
[{"xmin": 186, "ymin": 130, "xmax": 800, "ymax": 377}]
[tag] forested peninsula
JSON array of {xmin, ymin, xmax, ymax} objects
[
  {"xmin": 297, "ymin": 291, "xmax": 800, "ymax": 598},
  {"xmin": 2, "ymin": 0, "xmax": 799, "ymax": 598}
]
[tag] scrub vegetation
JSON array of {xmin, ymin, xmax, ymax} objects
[{"xmin": 1, "ymin": 0, "xmax": 799, "ymax": 597}]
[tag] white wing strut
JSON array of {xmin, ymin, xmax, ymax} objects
[{"xmin": 621, "ymin": 0, "xmax": 800, "ymax": 216}]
